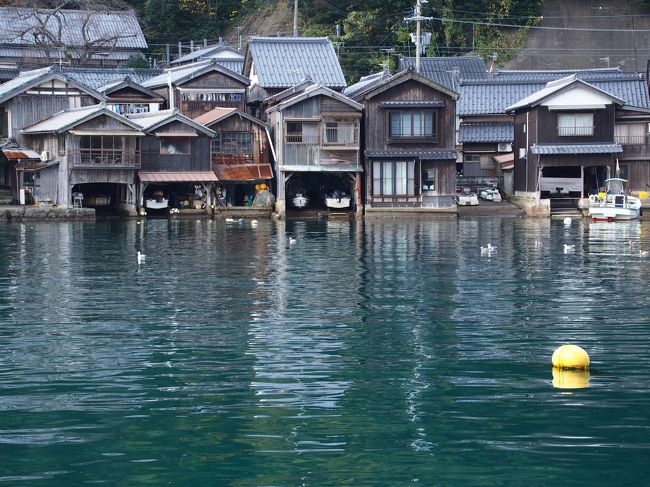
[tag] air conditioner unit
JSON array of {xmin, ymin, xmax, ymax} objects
[
  {"xmin": 40, "ymin": 151, "xmax": 51, "ymax": 162},
  {"xmin": 518, "ymin": 148, "xmax": 527, "ymax": 159},
  {"xmin": 498, "ymin": 142, "xmax": 512, "ymax": 153}
]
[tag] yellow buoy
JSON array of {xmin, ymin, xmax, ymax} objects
[
  {"xmin": 255, "ymin": 184, "xmax": 261, "ymax": 191},
  {"xmin": 552, "ymin": 368, "xmax": 590, "ymax": 389},
  {"xmin": 639, "ymin": 191, "xmax": 649, "ymax": 199},
  {"xmin": 552, "ymin": 344, "xmax": 590, "ymax": 370},
  {"xmin": 260, "ymin": 183, "xmax": 267, "ymax": 190}
]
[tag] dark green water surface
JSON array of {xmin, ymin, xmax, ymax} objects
[{"xmin": 1, "ymin": 217, "xmax": 650, "ymax": 485}]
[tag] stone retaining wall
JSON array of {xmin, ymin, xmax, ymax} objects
[{"xmin": 0, "ymin": 206, "xmax": 95, "ymax": 222}]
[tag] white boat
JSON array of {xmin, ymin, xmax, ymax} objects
[
  {"xmin": 479, "ymin": 188, "xmax": 502, "ymax": 202},
  {"xmin": 292, "ymin": 192, "xmax": 309, "ymax": 209},
  {"xmin": 145, "ymin": 197, "xmax": 169, "ymax": 209},
  {"xmin": 325, "ymin": 191, "xmax": 351, "ymax": 209},
  {"xmin": 457, "ymin": 188, "xmax": 479, "ymax": 206},
  {"xmin": 588, "ymin": 178, "xmax": 641, "ymax": 221}
]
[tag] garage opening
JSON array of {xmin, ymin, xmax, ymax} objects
[
  {"xmin": 72, "ymin": 183, "xmax": 123, "ymax": 216},
  {"xmin": 286, "ymin": 173, "xmax": 355, "ymax": 213}
]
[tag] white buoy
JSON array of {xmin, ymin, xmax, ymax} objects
[
  {"xmin": 564, "ymin": 217, "xmax": 572, "ymax": 226},
  {"xmin": 137, "ymin": 251, "xmax": 146, "ymax": 265}
]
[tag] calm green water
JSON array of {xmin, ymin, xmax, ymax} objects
[{"xmin": 1, "ymin": 217, "xmax": 650, "ymax": 485}]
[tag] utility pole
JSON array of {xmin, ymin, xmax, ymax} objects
[
  {"xmin": 293, "ymin": 0, "xmax": 299, "ymax": 37},
  {"xmin": 404, "ymin": 0, "xmax": 432, "ymax": 73}
]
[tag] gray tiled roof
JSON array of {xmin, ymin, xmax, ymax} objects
[
  {"xmin": 143, "ymin": 59, "xmax": 248, "ymax": 88},
  {"xmin": 531, "ymin": 143, "xmax": 622, "ymax": 155},
  {"xmin": 365, "ymin": 150, "xmax": 458, "ymax": 160},
  {"xmin": 458, "ymin": 123, "xmax": 513, "ymax": 143},
  {"xmin": 63, "ymin": 67, "xmax": 161, "ymax": 89},
  {"xmin": 21, "ymin": 104, "xmax": 141, "ymax": 133},
  {"xmin": 171, "ymin": 43, "xmax": 244, "ymax": 66},
  {"xmin": 400, "ymin": 56, "xmax": 488, "ymax": 91},
  {"xmin": 0, "ymin": 7, "xmax": 147, "ymax": 49},
  {"xmin": 494, "ymin": 67, "xmax": 625, "ymax": 82},
  {"xmin": 458, "ymin": 80, "xmax": 546, "ymax": 115},
  {"xmin": 0, "ymin": 66, "xmax": 106, "ymax": 104},
  {"xmin": 379, "ymin": 100, "xmax": 446, "ymax": 108},
  {"xmin": 459, "ymin": 74, "xmax": 650, "ymax": 116},
  {"xmin": 343, "ymin": 71, "xmax": 389, "ymax": 98},
  {"xmin": 247, "ymin": 37, "xmax": 346, "ymax": 89},
  {"xmin": 0, "ymin": 47, "xmax": 134, "ymax": 62}
]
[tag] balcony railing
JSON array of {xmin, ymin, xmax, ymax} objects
[
  {"xmin": 323, "ymin": 124, "xmax": 359, "ymax": 146},
  {"xmin": 74, "ymin": 149, "xmax": 141, "ymax": 168},
  {"xmin": 558, "ymin": 126, "xmax": 594, "ymax": 136},
  {"xmin": 615, "ymin": 135, "xmax": 647, "ymax": 145}
]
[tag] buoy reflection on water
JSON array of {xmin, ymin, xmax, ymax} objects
[{"xmin": 552, "ymin": 367, "xmax": 590, "ymax": 389}]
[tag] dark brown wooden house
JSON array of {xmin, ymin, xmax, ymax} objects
[
  {"xmin": 142, "ymin": 59, "xmax": 249, "ymax": 119},
  {"xmin": 194, "ymin": 107, "xmax": 274, "ymax": 210},
  {"xmin": 506, "ymin": 75, "xmax": 626, "ymax": 216},
  {"xmin": 128, "ymin": 109, "xmax": 217, "ymax": 214},
  {"xmin": 349, "ymin": 68, "xmax": 459, "ymax": 212}
]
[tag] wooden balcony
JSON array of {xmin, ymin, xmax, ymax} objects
[
  {"xmin": 615, "ymin": 135, "xmax": 650, "ymax": 159},
  {"xmin": 73, "ymin": 149, "xmax": 141, "ymax": 168}
]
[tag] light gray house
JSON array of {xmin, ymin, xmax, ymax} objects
[
  {"xmin": 21, "ymin": 104, "xmax": 145, "ymax": 213},
  {"xmin": 266, "ymin": 83, "xmax": 362, "ymax": 217}
]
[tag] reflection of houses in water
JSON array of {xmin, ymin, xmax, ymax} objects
[{"xmin": 248, "ymin": 221, "xmax": 355, "ymax": 411}]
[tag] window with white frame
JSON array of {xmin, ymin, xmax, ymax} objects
[
  {"xmin": 372, "ymin": 161, "xmax": 416, "ymax": 196},
  {"xmin": 558, "ymin": 113, "xmax": 594, "ymax": 136}
]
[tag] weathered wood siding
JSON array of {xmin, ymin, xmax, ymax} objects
[
  {"xmin": 208, "ymin": 115, "xmax": 270, "ymax": 166},
  {"xmin": 627, "ymin": 161, "xmax": 650, "ymax": 192},
  {"xmin": 536, "ymin": 105, "xmax": 615, "ymax": 143},
  {"xmin": 8, "ymin": 93, "xmax": 99, "ymax": 142},
  {"xmin": 107, "ymin": 87, "xmax": 160, "ymax": 103},
  {"xmin": 176, "ymin": 71, "xmax": 248, "ymax": 116},
  {"xmin": 364, "ymin": 79, "xmax": 456, "ymax": 153},
  {"xmin": 140, "ymin": 121, "xmax": 211, "ymax": 172}
]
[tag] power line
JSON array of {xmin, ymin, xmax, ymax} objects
[{"xmin": 428, "ymin": 15, "xmax": 650, "ymax": 33}]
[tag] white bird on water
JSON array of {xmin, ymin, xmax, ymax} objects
[
  {"xmin": 563, "ymin": 244, "xmax": 575, "ymax": 254},
  {"xmin": 137, "ymin": 251, "xmax": 146, "ymax": 264},
  {"xmin": 640, "ymin": 250, "xmax": 649, "ymax": 257},
  {"xmin": 480, "ymin": 243, "xmax": 496, "ymax": 256},
  {"xmin": 289, "ymin": 237, "xmax": 297, "ymax": 245}
]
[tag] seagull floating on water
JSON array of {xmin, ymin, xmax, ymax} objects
[
  {"xmin": 563, "ymin": 244, "xmax": 575, "ymax": 253},
  {"xmin": 137, "ymin": 251, "xmax": 146, "ymax": 264},
  {"xmin": 289, "ymin": 237, "xmax": 297, "ymax": 245}
]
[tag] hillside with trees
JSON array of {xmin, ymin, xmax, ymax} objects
[{"xmin": 7, "ymin": 1, "xmax": 650, "ymax": 80}]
